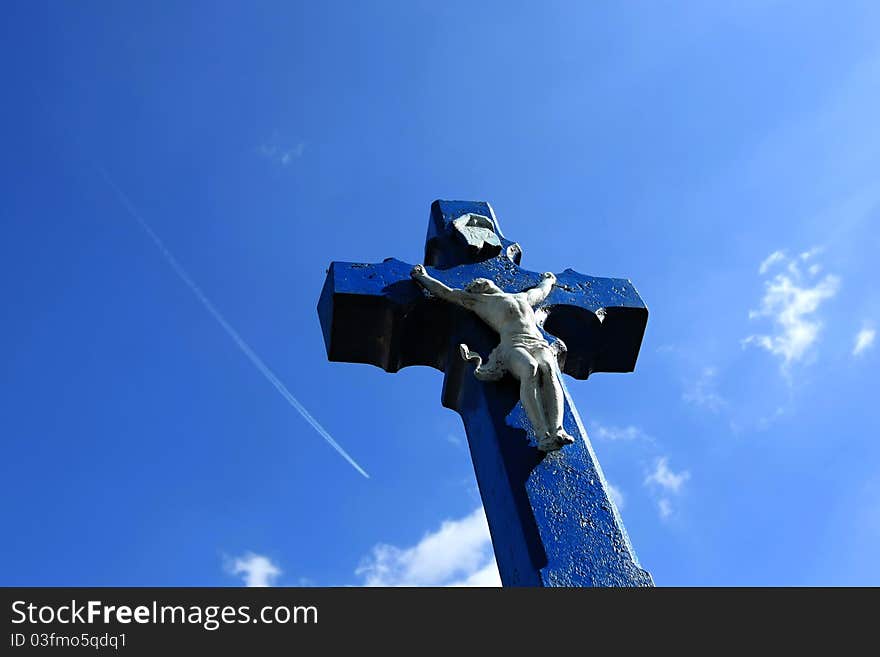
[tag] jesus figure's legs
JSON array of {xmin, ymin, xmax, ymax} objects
[
  {"xmin": 535, "ymin": 351, "xmax": 574, "ymax": 449},
  {"xmin": 507, "ymin": 348, "xmax": 550, "ymax": 444}
]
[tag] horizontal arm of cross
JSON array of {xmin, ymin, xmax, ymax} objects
[
  {"xmin": 540, "ymin": 268, "xmax": 648, "ymax": 379},
  {"xmin": 318, "ymin": 258, "xmax": 648, "ymax": 380},
  {"xmin": 317, "ymin": 258, "xmax": 453, "ymax": 373}
]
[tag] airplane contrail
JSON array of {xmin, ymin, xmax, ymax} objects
[{"xmin": 99, "ymin": 167, "xmax": 370, "ymax": 479}]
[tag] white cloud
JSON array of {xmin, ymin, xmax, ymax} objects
[
  {"xmin": 228, "ymin": 552, "xmax": 282, "ymax": 587},
  {"xmin": 644, "ymin": 458, "xmax": 689, "ymax": 520},
  {"xmin": 645, "ymin": 457, "xmax": 690, "ymax": 494},
  {"xmin": 449, "ymin": 560, "xmax": 503, "ymax": 587},
  {"xmin": 744, "ymin": 248, "xmax": 840, "ymax": 369},
  {"xmin": 759, "ymin": 250, "xmax": 786, "ymax": 274},
  {"xmin": 853, "ymin": 325, "xmax": 876, "ymax": 356},
  {"xmin": 682, "ymin": 367, "xmax": 727, "ymax": 413},
  {"xmin": 607, "ymin": 482, "xmax": 625, "ymax": 510},
  {"xmin": 259, "ymin": 135, "xmax": 305, "ymax": 166},
  {"xmin": 355, "ymin": 508, "xmax": 501, "ymax": 587},
  {"xmin": 591, "ymin": 424, "xmax": 651, "ymax": 442},
  {"xmin": 756, "ymin": 406, "xmax": 787, "ymax": 431},
  {"xmin": 799, "ymin": 246, "xmax": 823, "ymax": 261}
]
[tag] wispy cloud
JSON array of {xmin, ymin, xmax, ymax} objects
[
  {"xmin": 682, "ymin": 367, "xmax": 727, "ymax": 413},
  {"xmin": 644, "ymin": 457, "xmax": 689, "ymax": 519},
  {"xmin": 227, "ymin": 552, "xmax": 282, "ymax": 587},
  {"xmin": 591, "ymin": 423, "xmax": 652, "ymax": 442},
  {"xmin": 99, "ymin": 168, "xmax": 370, "ymax": 479},
  {"xmin": 758, "ymin": 250, "xmax": 786, "ymax": 274},
  {"xmin": 259, "ymin": 134, "xmax": 305, "ymax": 166},
  {"xmin": 756, "ymin": 406, "xmax": 787, "ymax": 431},
  {"xmin": 657, "ymin": 499, "xmax": 673, "ymax": 519},
  {"xmin": 743, "ymin": 248, "xmax": 840, "ymax": 371},
  {"xmin": 644, "ymin": 457, "xmax": 690, "ymax": 494},
  {"xmin": 355, "ymin": 508, "xmax": 501, "ymax": 587},
  {"xmin": 853, "ymin": 325, "xmax": 876, "ymax": 357}
]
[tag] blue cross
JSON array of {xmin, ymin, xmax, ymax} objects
[{"xmin": 318, "ymin": 200, "xmax": 653, "ymax": 587}]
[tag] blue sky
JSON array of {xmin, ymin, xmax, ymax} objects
[{"xmin": 2, "ymin": 2, "xmax": 879, "ymax": 586}]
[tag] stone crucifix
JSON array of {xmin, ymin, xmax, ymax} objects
[
  {"xmin": 410, "ymin": 264, "xmax": 573, "ymax": 452},
  {"xmin": 318, "ymin": 200, "xmax": 653, "ymax": 586}
]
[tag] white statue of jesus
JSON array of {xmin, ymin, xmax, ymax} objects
[{"xmin": 411, "ymin": 264, "xmax": 574, "ymax": 452}]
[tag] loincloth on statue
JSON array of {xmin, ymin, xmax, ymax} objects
[{"xmin": 460, "ymin": 334, "xmax": 567, "ymax": 382}]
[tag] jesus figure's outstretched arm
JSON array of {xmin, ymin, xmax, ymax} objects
[
  {"xmin": 410, "ymin": 264, "xmax": 478, "ymax": 310},
  {"xmin": 525, "ymin": 272, "xmax": 556, "ymax": 306}
]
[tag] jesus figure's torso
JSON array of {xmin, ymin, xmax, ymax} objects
[{"xmin": 466, "ymin": 291, "xmax": 548, "ymax": 346}]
